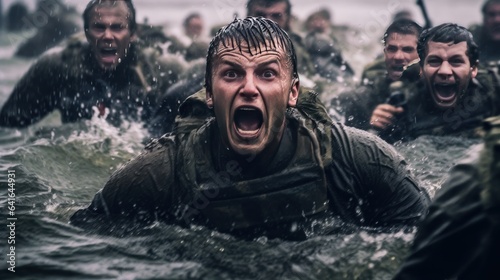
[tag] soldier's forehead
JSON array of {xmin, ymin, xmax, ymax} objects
[{"xmin": 215, "ymin": 39, "xmax": 287, "ymax": 55}]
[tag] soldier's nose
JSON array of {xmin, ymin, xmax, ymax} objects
[{"xmin": 240, "ymin": 76, "xmax": 259, "ymax": 99}]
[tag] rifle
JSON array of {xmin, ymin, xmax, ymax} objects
[{"xmin": 416, "ymin": 0, "xmax": 432, "ymax": 29}]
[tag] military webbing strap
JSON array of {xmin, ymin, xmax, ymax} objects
[
  {"xmin": 292, "ymin": 87, "xmax": 334, "ymax": 168},
  {"xmin": 479, "ymin": 116, "xmax": 500, "ymax": 226}
]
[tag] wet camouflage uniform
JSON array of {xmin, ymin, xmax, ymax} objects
[
  {"xmin": 0, "ymin": 37, "xmax": 183, "ymax": 128},
  {"xmin": 71, "ymin": 88, "xmax": 430, "ymax": 240},
  {"xmin": 393, "ymin": 116, "xmax": 500, "ymax": 279},
  {"xmin": 288, "ymin": 32, "xmax": 316, "ymax": 78},
  {"xmin": 340, "ymin": 59, "xmax": 392, "ymax": 131},
  {"xmin": 359, "ymin": 57, "xmax": 386, "ymax": 85},
  {"xmin": 375, "ymin": 68, "xmax": 500, "ymax": 143},
  {"xmin": 304, "ymin": 31, "xmax": 355, "ymax": 80}
]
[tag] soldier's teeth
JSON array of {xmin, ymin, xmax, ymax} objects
[{"xmin": 237, "ymin": 127, "xmax": 259, "ymax": 134}]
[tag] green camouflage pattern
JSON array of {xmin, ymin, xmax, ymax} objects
[
  {"xmin": 289, "ymin": 32, "xmax": 316, "ymax": 77},
  {"xmin": 360, "ymin": 57, "xmax": 386, "ymax": 86},
  {"xmin": 480, "ymin": 115, "xmax": 500, "ymax": 226}
]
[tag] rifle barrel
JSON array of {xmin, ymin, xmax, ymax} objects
[{"xmin": 416, "ymin": 0, "xmax": 432, "ymax": 29}]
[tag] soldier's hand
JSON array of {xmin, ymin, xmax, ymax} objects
[{"xmin": 370, "ymin": 104, "xmax": 404, "ymax": 130}]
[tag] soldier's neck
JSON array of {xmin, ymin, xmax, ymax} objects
[{"xmin": 211, "ymin": 122, "xmax": 295, "ymax": 180}]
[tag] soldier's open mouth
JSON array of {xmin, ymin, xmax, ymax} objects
[
  {"xmin": 234, "ymin": 107, "xmax": 263, "ymax": 135},
  {"xmin": 392, "ymin": 65, "xmax": 404, "ymax": 72},
  {"xmin": 101, "ymin": 48, "xmax": 117, "ymax": 55},
  {"xmin": 100, "ymin": 48, "xmax": 118, "ymax": 63},
  {"xmin": 434, "ymin": 83, "xmax": 457, "ymax": 103}
]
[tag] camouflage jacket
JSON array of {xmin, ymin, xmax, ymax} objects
[
  {"xmin": 289, "ymin": 32, "xmax": 316, "ymax": 78},
  {"xmin": 480, "ymin": 116, "xmax": 500, "ymax": 227},
  {"xmin": 70, "ymin": 88, "xmax": 430, "ymax": 240},
  {"xmin": 340, "ymin": 72, "xmax": 393, "ymax": 131},
  {"xmin": 394, "ymin": 117, "xmax": 500, "ymax": 279},
  {"xmin": 359, "ymin": 57, "xmax": 386, "ymax": 86},
  {"xmin": 0, "ymin": 38, "xmax": 182, "ymax": 127}
]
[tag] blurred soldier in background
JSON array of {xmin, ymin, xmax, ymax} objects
[{"xmin": 0, "ymin": 0, "xmax": 183, "ymax": 129}]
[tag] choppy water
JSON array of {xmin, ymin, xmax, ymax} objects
[{"xmin": 0, "ymin": 1, "xmax": 484, "ymax": 279}]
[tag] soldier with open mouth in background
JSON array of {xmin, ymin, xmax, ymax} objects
[
  {"xmin": 369, "ymin": 23, "xmax": 500, "ymax": 144},
  {"xmin": 0, "ymin": 0, "xmax": 183, "ymax": 128}
]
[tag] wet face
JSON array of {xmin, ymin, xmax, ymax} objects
[
  {"xmin": 307, "ymin": 14, "xmax": 329, "ymax": 33},
  {"xmin": 484, "ymin": 3, "xmax": 500, "ymax": 41},
  {"xmin": 384, "ymin": 32, "xmax": 419, "ymax": 81},
  {"xmin": 248, "ymin": 2, "xmax": 290, "ymax": 31},
  {"xmin": 207, "ymin": 42, "xmax": 299, "ymax": 157},
  {"xmin": 85, "ymin": 1, "xmax": 136, "ymax": 71},
  {"xmin": 422, "ymin": 41, "xmax": 477, "ymax": 109},
  {"xmin": 186, "ymin": 16, "xmax": 203, "ymax": 39}
]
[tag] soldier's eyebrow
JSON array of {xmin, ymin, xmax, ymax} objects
[
  {"xmin": 448, "ymin": 54, "xmax": 466, "ymax": 62},
  {"xmin": 255, "ymin": 59, "xmax": 280, "ymax": 69},
  {"xmin": 426, "ymin": 55, "xmax": 442, "ymax": 61},
  {"xmin": 218, "ymin": 58, "xmax": 281, "ymax": 70},
  {"xmin": 218, "ymin": 60, "xmax": 244, "ymax": 70}
]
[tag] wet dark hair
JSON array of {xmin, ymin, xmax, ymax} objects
[
  {"xmin": 417, "ymin": 23, "xmax": 479, "ymax": 67},
  {"xmin": 83, "ymin": 0, "xmax": 137, "ymax": 34},
  {"xmin": 204, "ymin": 17, "xmax": 298, "ymax": 93},
  {"xmin": 482, "ymin": 0, "xmax": 500, "ymax": 15},
  {"xmin": 246, "ymin": 0, "xmax": 291, "ymax": 17},
  {"xmin": 383, "ymin": 19, "xmax": 422, "ymax": 45},
  {"xmin": 306, "ymin": 8, "xmax": 331, "ymax": 24}
]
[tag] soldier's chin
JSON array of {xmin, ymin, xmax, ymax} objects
[
  {"xmin": 229, "ymin": 141, "xmax": 264, "ymax": 158},
  {"xmin": 98, "ymin": 55, "xmax": 120, "ymax": 70},
  {"xmin": 100, "ymin": 64, "xmax": 118, "ymax": 71},
  {"xmin": 389, "ymin": 70, "xmax": 403, "ymax": 80}
]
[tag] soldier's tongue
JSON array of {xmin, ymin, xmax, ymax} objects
[
  {"xmin": 434, "ymin": 83, "xmax": 457, "ymax": 102},
  {"xmin": 100, "ymin": 48, "xmax": 118, "ymax": 63},
  {"xmin": 234, "ymin": 108, "xmax": 263, "ymax": 132}
]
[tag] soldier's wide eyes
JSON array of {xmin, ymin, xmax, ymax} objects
[
  {"xmin": 90, "ymin": 23, "xmax": 125, "ymax": 33},
  {"xmin": 223, "ymin": 70, "xmax": 238, "ymax": 79},
  {"xmin": 261, "ymin": 70, "xmax": 276, "ymax": 79},
  {"xmin": 91, "ymin": 23, "xmax": 106, "ymax": 32},
  {"xmin": 110, "ymin": 24, "xmax": 125, "ymax": 32},
  {"xmin": 402, "ymin": 47, "xmax": 415, "ymax": 53}
]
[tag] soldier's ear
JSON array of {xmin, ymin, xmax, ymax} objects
[
  {"xmin": 471, "ymin": 65, "xmax": 478, "ymax": 79},
  {"xmin": 206, "ymin": 90, "xmax": 213, "ymax": 108},
  {"xmin": 84, "ymin": 29, "xmax": 91, "ymax": 43},
  {"xmin": 131, "ymin": 32, "xmax": 138, "ymax": 42},
  {"xmin": 287, "ymin": 78, "xmax": 300, "ymax": 107}
]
